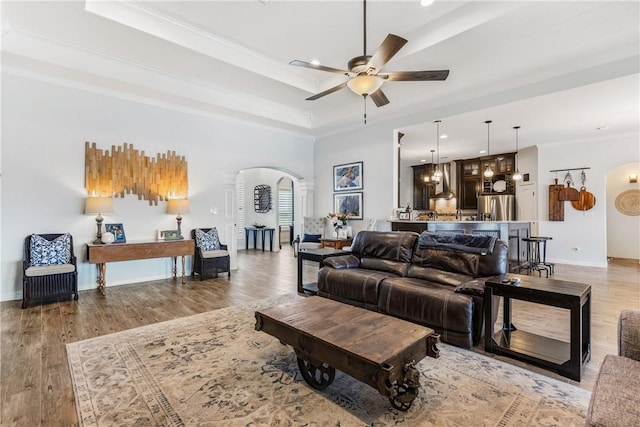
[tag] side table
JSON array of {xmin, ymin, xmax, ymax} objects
[
  {"xmin": 320, "ymin": 237, "xmax": 353, "ymax": 250},
  {"xmin": 297, "ymin": 248, "xmax": 350, "ymax": 295},
  {"xmin": 484, "ymin": 274, "xmax": 591, "ymax": 381}
]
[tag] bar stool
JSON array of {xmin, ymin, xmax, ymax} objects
[
  {"xmin": 532, "ymin": 236, "xmax": 554, "ymax": 274},
  {"xmin": 522, "ymin": 237, "xmax": 552, "ymax": 277}
]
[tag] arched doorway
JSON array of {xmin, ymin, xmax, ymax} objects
[{"xmin": 606, "ymin": 161, "xmax": 640, "ymax": 260}]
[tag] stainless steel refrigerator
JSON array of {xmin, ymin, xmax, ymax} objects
[{"xmin": 477, "ymin": 195, "xmax": 516, "ymax": 221}]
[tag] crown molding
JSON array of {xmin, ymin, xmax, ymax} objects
[
  {"xmin": 84, "ymin": 0, "xmax": 318, "ymax": 94},
  {"xmin": 2, "ymin": 26, "xmax": 313, "ymax": 131}
]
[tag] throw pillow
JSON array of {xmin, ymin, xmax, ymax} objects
[
  {"xmin": 195, "ymin": 228, "xmax": 220, "ymax": 251},
  {"xmin": 30, "ymin": 233, "xmax": 71, "ymax": 266},
  {"xmin": 302, "ymin": 234, "xmax": 322, "ymax": 243}
]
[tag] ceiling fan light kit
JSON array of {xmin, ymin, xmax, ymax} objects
[
  {"xmin": 347, "ymin": 75, "xmax": 384, "ymax": 96},
  {"xmin": 289, "ymin": 0, "xmax": 449, "ymax": 123}
]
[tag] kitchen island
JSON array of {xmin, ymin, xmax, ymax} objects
[{"xmin": 390, "ymin": 220, "xmax": 530, "ymax": 272}]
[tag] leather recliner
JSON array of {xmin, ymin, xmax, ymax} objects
[{"xmin": 317, "ymin": 230, "xmax": 508, "ymax": 348}]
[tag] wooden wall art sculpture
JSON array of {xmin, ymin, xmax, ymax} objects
[{"xmin": 85, "ymin": 142, "xmax": 188, "ymax": 205}]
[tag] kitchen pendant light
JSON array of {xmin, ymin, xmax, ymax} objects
[
  {"xmin": 424, "ymin": 149, "xmax": 436, "ymax": 183},
  {"xmin": 512, "ymin": 126, "xmax": 523, "ymax": 181},
  {"xmin": 483, "ymin": 120, "xmax": 494, "ymax": 178},
  {"xmin": 433, "ymin": 120, "xmax": 443, "ymax": 181}
]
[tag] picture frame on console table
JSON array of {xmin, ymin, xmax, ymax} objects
[
  {"xmin": 333, "ymin": 161, "xmax": 363, "ymax": 192},
  {"xmin": 163, "ymin": 230, "xmax": 180, "ymax": 240},
  {"xmin": 334, "ymin": 192, "xmax": 363, "ymax": 220},
  {"xmin": 105, "ymin": 223, "xmax": 126, "ymax": 243}
]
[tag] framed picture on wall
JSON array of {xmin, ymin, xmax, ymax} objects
[
  {"xmin": 105, "ymin": 223, "xmax": 126, "ymax": 243},
  {"xmin": 333, "ymin": 192, "xmax": 363, "ymax": 220},
  {"xmin": 333, "ymin": 161, "xmax": 363, "ymax": 191}
]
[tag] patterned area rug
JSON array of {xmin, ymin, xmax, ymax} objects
[{"xmin": 67, "ymin": 294, "xmax": 590, "ymax": 426}]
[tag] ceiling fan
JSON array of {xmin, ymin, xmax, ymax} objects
[{"xmin": 290, "ymin": 0, "xmax": 449, "ymax": 110}]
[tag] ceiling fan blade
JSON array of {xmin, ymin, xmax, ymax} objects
[
  {"xmin": 366, "ymin": 34, "xmax": 408, "ymax": 72},
  {"xmin": 370, "ymin": 89, "xmax": 390, "ymax": 107},
  {"xmin": 381, "ymin": 70, "xmax": 450, "ymax": 81},
  {"xmin": 290, "ymin": 60, "xmax": 350, "ymax": 75},
  {"xmin": 306, "ymin": 82, "xmax": 349, "ymax": 101}
]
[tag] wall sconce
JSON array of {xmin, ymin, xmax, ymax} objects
[{"xmin": 630, "ymin": 174, "xmax": 638, "ymax": 183}]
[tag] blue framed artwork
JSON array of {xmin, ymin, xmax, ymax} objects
[{"xmin": 333, "ymin": 161, "xmax": 363, "ymax": 192}]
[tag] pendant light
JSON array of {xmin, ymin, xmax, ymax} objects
[
  {"xmin": 423, "ymin": 149, "xmax": 436, "ymax": 183},
  {"xmin": 512, "ymin": 126, "xmax": 523, "ymax": 181},
  {"xmin": 433, "ymin": 120, "xmax": 443, "ymax": 181},
  {"xmin": 483, "ymin": 120, "xmax": 494, "ymax": 178}
]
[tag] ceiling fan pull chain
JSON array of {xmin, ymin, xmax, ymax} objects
[{"xmin": 363, "ymin": 95, "xmax": 367, "ymax": 124}]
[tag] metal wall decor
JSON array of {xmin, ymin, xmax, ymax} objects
[
  {"xmin": 85, "ymin": 142, "xmax": 188, "ymax": 205},
  {"xmin": 254, "ymin": 185, "xmax": 272, "ymax": 213}
]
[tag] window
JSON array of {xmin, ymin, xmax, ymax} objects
[
  {"xmin": 278, "ymin": 188, "xmax": 293, "ymax": 226},
  {"xmin": 237, "ymin": 180, "xmax": 244, "ymax": 237}
]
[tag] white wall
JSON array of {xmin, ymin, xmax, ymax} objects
[
  {"xmin": 314, "ymin": 122, "xmax": 397, "ymax": 233},
  {"xmin": 1, "ymin": 74, "xmax": 314, "ymax": 301},
  {"xmin": 606, "ymin": 161, "xmax": 640, "ymax": 259},
  {"xmin": 537, "ymin": 134, "xmax": 640, "ymax": 267}
]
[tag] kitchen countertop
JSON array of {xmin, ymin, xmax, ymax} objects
[{"xmin": 389, "ymin": 220, "xmax": 532, "ymax": 224}]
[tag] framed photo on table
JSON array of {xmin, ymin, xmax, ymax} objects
[
  {"xmin": 105, "ymin": 223, "xmax": 126, "ymax": 243},
  {"xmin": 333, "ymin": 192, "xmax": 363, "ymax": 220},
  {"xmin": 334, "ymin": 161, "xmax": 363, "ymax": 191},
  {"xmin": 163, "ymin": 230, "xmax": 180, "ymax": 240}
]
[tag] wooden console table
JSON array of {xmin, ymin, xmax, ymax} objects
[{"xmin": 86, "ymin": 240, "xmax": 195, "ymax": 295}]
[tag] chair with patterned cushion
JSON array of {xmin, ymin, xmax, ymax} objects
[
  {"xmin": 191, "ymin": 228, "xmax": 231, "ymax": 280},
  {"xmin": 292, "ymin": 217, "xmax": 326, "ymax": 257},
  {"xmin": 22, "ymin": 233, "xmax": 78, "ymax": 309}
]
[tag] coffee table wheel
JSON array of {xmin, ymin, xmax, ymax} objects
[
  {"xmin": 297, "ymin": 357, "xmax": 335, "ymax": 390},
  {"xmin": 389, "ymin": 383, "xmax": 418, "ymax": 411},
  {"xmin": 389, "ymin": 360, "xmax": 420, "ymax": 411}
]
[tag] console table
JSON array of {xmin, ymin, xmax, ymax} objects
[
  {"xmin": 245, "ymin": 227, "xmax": 275, "ymax": 252},
  {"xmin": 86, "ymin": 239, "xmax": 195, "ymax": 295},
  {"xmin": 484, "ymin": 274, "xmax": 591, "ymax": 381}
]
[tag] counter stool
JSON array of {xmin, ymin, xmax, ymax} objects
[
  {"xmin": 532, "ymin": 236, "xmax": 554, "ymax": 274},
  {"xmin": 522, "ymin": 237, "xmax": 552, "ymax": 277}
]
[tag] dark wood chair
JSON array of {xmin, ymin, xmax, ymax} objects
[
  {"xmin": 22, "ymin": 233, "xmax": 78, "ymax": 309},
  {"xmin": 191, "ymin": 228, "xmax": 231, "ymax": 280}
]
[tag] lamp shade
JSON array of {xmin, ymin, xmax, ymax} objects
[
  {"xmin": 84, "ymin": 197, "xmax": 113, "ymax": 215},
  {"xmin": 347, "ymin": 75, "xmax": 384, "ymax": 96},
  {"xmin": 167, "ymin": 198, "xmax": 190, "ymax": 215}
]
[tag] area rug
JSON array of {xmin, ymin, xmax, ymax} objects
[{"xmin": 67, "ymin": 294, "xmax": 590, "ymax": 426}]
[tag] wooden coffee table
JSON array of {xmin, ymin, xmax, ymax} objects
[{"xmin": 255, "ymin": 296, "xmax": 439, "ymax": 410}]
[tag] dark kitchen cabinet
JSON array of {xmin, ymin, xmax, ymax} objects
[
  {"xmin": 457, "ymin": 153, "xmax": 516, "ymax": 210},
  {"xmin": 412, "ymin": 164, "xmax": 437, "ymax": 210}
]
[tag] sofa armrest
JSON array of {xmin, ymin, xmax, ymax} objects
[
  {"xmin": 322, "ymin": 255, "xmax": 360, "ymax": 269},
  {"xmin": 619, "ymin": 310, "xmax": 640, "ymax": 361},
  {"xmin": 453, "ymin": 278, "xmax": 486, "ymax": 297}
]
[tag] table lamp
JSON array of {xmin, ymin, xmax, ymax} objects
[
  {"xmin": 167, "ymin": 198, "xmax": 190, "ymax": 239},
  {"xmin": 84, "ymin": 196, "xmax": 114, "ymax": 243}
]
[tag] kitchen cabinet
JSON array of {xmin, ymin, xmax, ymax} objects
[
  {"xmin": 411, "ymin": 164, "xmax": 437, "ymax": 210},
  {"xmin": 457, "ymin": 153, "xmax": 516, "ymax": 209}
]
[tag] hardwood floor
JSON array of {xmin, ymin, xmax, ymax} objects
[{"xmin": 1, "ymin": 246, "xmax": 638, "ymax": 426}]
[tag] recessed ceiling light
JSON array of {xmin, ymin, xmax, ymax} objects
[
  {"xmin": 420, "ymin": 159, "xmax": 427, "ymax": 163},
  {"xmin": 479, "ymin": 150, "xmax": 487, "ymax": 154},
  {"xmin": 441, "ymin": 134, "xmax": 448, "ymax": 139},
  {"xmin": 596, "ymin": 125, "xmax": 609, "ymax": 130},
  {"xmin": 420, "ymin": 0, "xmax": 434, "ymax": 7},
  {"xmin": 310, "ymin": 59, "xmax": 320, "ymax": 66}
]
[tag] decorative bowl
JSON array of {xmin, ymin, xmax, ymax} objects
[
  {"xmin": 253, "ymin": 224, "xmax": 266, "ymax": 228},
  {"xmin": 101, "ymin": 232, "xmax": 115, "ymax": 244}
]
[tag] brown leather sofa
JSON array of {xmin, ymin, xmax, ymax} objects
[{"xmin": 317, "ymin": 230, "xmax": 508, "ymax": 348}]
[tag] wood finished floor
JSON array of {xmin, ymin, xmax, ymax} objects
[{"xmin": 1, "ymin": 246, "xmax": 638, "ymax": 426}]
